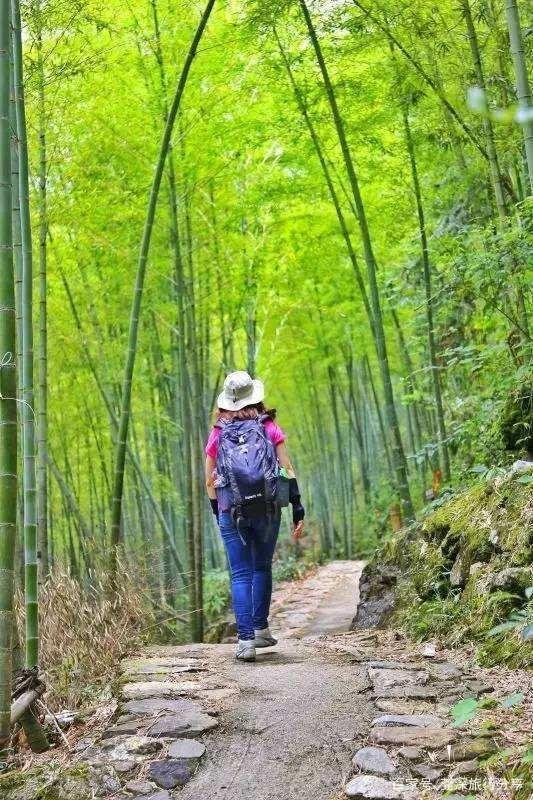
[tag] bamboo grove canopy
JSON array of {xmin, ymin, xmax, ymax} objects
[{"xmin": 0, "ymin": 0, "xmax": 531, "ymax": 748}]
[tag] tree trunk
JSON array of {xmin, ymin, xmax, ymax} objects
[
  {"xmin": 299, "ymin": 0, "xmax": 414, "ymax": 521},
  {"xmin": 504, "ymin": 0, "xmax": 533, "ymax": 190},
  {"xmin": 110, "ymin": 0, "xmax": 216, "ymax": 580},
  {"xmin": 0, "ymin": 0, "xmax": 17, "ymax": 746}
]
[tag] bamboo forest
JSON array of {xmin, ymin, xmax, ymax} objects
[{"xmin": 0, "ymin": 0, "xmax": 531, "ymax": 797}]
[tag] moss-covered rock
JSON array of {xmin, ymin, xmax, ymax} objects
[{"xmin": 359, "ymin": 469, "xmax": 532, "ymax": 667}]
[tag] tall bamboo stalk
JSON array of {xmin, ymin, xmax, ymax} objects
[
  {"xmin": 146, "ymin": 0, "xmax": 204, "ymax": 638},
  {"xmin": 274, "ymin": 27, "xmax": 372, "ymax": 325},
  {"xmin": 12, "ymin": 0, "xmax": 38, "ymax": 668},
  {"xmin": 504, "ymin": 0, "xmax": 533, "ymax": 190},
  {"xmin": 0, "ymin": 0, "xmax": 17, "ymax": 745},
  {"xmin": 401, "ymin": 104, "xmax": 451, "ymax": 483},
  {"xmin": 299, "ymin": 0, "xmax": 414, "ymax": 520},
  {"xmin": 351, "ymin": 0, "xmax": 487, "ymax": 160},
  {"xmin": 460, "ymin": 0, "xmax": 507, "ymax": 219},
  {"xmin": 33, "ymin": 0, "xmax": 48, "ymax": 576},
  {"xmin": 109, "ymin": 0, "xmax": 216, "ymax": 578}
]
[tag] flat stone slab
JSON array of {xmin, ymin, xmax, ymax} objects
[
  {"xmin": 168, "ymin": 739, "xmax": 206, "ymax": 759},
  {"xmin": 372, "ymin": 683, "xmax": 461, "ymax": 700},
  {"xmin": 132, "ymin": 793, "xmax": 171, "ymax": 800},
  {"xmin": 352, "ymin": 746, "xmax": 396, "ymax": 775},
  {"xmin": 123, "ymin": 735, "xmax": 164, "ymax": 755},
  {"xmin": 124, "ymin": 779, "xmax": 158, "ymax": 795},
  {"xmin": 102, "ymin": 719, "xmax": 141, "ymax": 739},
  {"xmin": 409, "ymin": 763, "xmax": 443, "ymax": 782},
  {"xmin": 366, "ymin": 661, "xmax": 425, "ymax": 671},
  {"xmin": 371, "ymin": 726, "xmax": 457, "ymax": 749},
  {"xmin": 121, "ymin": 681, "xmax": 199, "ymax": 701},
  {"xmin": 435, "ymin": 737, "xmax": 498, "ymax": 762},
  {"xmin": 463, "ymin": 680, "xmax": 493, "ymax": 696},
  {"xmin": 146, "ymin": 711, "xmax": 217, "ymax": 739},
  {"xmin": 375, "ymin": 700, "xmax": 435, "ymax": 715},
  {"xmin": 148, "ymin": 759, "xmax": 198, "ymax": 789},
  {"xmin": 428, "ymin": 663, "xmax": 463, "ymax": 681},
  {"xmin": 122, "ymin": 697, "xmax": 201, "ymax": 716},
  {"xmin": 345, "ymin": 775, "xmax": 414, "ymax": 799},
  {"xmin": 371, "ymin": 714, "xmax": 444, "ymax": 729},
  {"xmin": 450, "ymin": 759, "xmax": 480, "ymax": 776},
  {"xmin": 122, "ymin": 659, "xmax": 207, "ymax": 681},
  {"xmin": 397, "ymin": 747, "xmax": 423, "ymax": 761},
  {"xmin": 368, "ymin": 668, "xmax": 429, "ymax": 690},
  {"xmin": 113, "ymin": 759, "xmax": 136, "ymax": 774},
  {"xmin": 123, "ymin": 656, "xmax": 203, "ymax": 670}
]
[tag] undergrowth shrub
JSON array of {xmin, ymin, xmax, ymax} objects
[{"xmin": 203, "ymin": 569, "xmax": 230, "ymax": 623}]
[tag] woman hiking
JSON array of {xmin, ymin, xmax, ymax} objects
[{"xmin": 205, "ymin": 371, "xmax": 305, "ymax": 662}]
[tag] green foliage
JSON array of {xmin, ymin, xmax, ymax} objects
[
  {"xmin": 202, "ymin": 569, "xmax": 231, "ymax": 622},
  {"xmin": 273, "ymin": 554, "xmax": 311, "ymax": 583},
  {"xmin": 450, "ymin": 697, "xmax": 480, "ymax": 727}
]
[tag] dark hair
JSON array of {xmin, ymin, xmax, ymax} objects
[{"xmin": 216, "ymin": 401, "xmax": 277, "ymax": 423}]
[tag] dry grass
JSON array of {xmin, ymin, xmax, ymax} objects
[{"xmin": 29, "ymin": 565, "xmax": 156, "ymax": 710}]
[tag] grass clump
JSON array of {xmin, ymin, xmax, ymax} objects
[
  {"xmin": 0, "ymin": 763, "xmax": 90, "ymax": 800},
  {"xmin": 36, "ymin": 567, "xmax": 156, "ymax": 709}
]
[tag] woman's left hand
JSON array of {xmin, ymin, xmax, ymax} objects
[{"xmin": 292, "ymin": 520, "xmax": 304, "ymax": 540}]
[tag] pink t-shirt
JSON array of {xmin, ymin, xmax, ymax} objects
[{"xmin": 205, "ymin": 419, "xmax": 286, "ymax": 459}]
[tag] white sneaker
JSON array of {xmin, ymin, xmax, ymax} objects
[
  {"xmin": 235, "ymin": 639, "xmax": 256, "ymax": 662},
  {"xmin": 254, "ymin": 627, "xmax": 278, "ymax": 648}
]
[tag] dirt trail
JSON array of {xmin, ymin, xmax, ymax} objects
[
  {"xmin": 6, "ymin": 559, "xmax": 527, "ymax": 800},
  {"xmin": 177, "ymin": 560, "xmax": 368, "ymax": 800}
]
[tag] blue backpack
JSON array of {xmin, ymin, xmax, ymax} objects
[{"xmin": 215, "ymin": 414, "xmax": 279, "ymax": 522}]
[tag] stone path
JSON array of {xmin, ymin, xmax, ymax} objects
[
  {"xmin": 270, "ymin": 560, "xmax": 364, "ymax": 637},
  {"xmin": 64, "ymin": 561, "xmax": 519, "ymax": 800}
]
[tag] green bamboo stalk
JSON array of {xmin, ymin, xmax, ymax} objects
[
  {"xmin": 401, "ymin": 104, "xmax": 451, "ymax": 483},
  {"xmin": 58, "ymin": 267, "xmax": 186, "ymax": 579},
  {"xmin": 0, "ymin": 0, "xmax": 17, "ymax": 746},
  {"xmin": 299, "ymin": 0, "xmax": 414, "ymax": 521},
  {"xmin": 110, "ymin": 0, "xmax": 216, "ymax": 580},
  {"xmin": 33, "ymin": 0, "xmax": 48, "ymax": 577},
  {"xmin": 144, "ymin": 1, "xmax": 203, "ymax": 633},
  {"xmin": 362, "ymin": 354, "xmax": 393, "ymax": 478},
  {"xmin": 460, "ymin": 0, "xmax": 507, "ymax": 219},
  {"xmin": 345, "ymin": 354, "xmax": 371, "ymax": 504},
  {"xmin": 351, "ymin": 0, "xmax": 487, "ymax": 160},
  {"xmin": 12, "ymin": 0, "xmax": 38, "ymax": 669},
  {"xmin": 9, "ymin": 41, "xmax": 21, "ymax": 406},
  {"xmin": 274, "ymin": 26, "xmax": 372, "ymax": 326},
  {"xmin": 505, "ymin": 0, "xmax": 533, "ymax": 190}
]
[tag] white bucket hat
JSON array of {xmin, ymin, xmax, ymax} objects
[{"xmin": 217, "ymin": 370, "xmax": 265, "ymax": 411}]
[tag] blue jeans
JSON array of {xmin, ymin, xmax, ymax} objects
[{"xmin": 218, "ymin": 510, "xmax": 281, "ymax": 641}]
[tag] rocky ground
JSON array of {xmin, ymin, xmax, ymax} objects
[{"xmin": 1, "ymin": 560, "xmax": 530, "ymax": 800}]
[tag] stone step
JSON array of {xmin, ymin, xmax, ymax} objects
[
  {"xmin": 371, "ymin": 726, "xmax": 457, "ymax": 749},
  {"xmin": 370, "ymin": 714, "xmax": 444, "ymax": 729}
]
